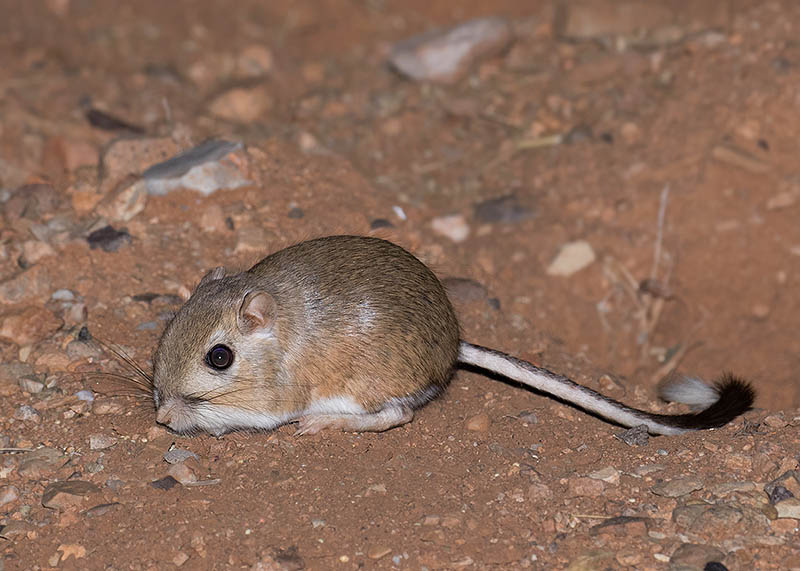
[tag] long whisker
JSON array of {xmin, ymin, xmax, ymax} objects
[
  {"xmin": 80, "ymin": 371, "xmax": 155, "ymax": 392},
  {"xmin": 91, "ymin": 337, "xmax": 154, "ymax": 387}
]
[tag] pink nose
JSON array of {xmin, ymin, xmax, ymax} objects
[{"xmin": 156, "ymin": 400, "xmax": 176, "ymax": 425}]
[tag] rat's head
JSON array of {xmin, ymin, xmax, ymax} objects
[{"xmin": 152, "ymin": 267, "xmax": 283, "ymax": 435}]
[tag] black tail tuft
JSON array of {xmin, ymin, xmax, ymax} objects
[{"xmin": 657, "ymin": 372, "xmax": 755, "ymax": 431}]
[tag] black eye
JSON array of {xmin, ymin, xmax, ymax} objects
[{"xmin": 206, "ymin": 344, "xmax": 234, "ymax": 370}]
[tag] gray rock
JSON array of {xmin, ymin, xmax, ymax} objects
[
  {"xmin": 13, "ymin": 405, "xmax": 40, "ymax": 422},
  {"xmin": 652, "ymin": 477, "xmax": 704, "ymax": 498},
  {"xmin": 775, "ymin": 497, "xmax": 800, "ymax": 519},
  {"xmin": 51, "ymin": 289, "xmax": 76, "ymax": 301},
  {"xmin": 164, "ymin": 448, "xmax": 199, "ymax": 464},
  {"xmin": 668, "ymin": 543, "xmax": 726, "ymax": 568},
  {"xmin": 86, "ymin": 225, "xmax": 132, "ymax": 253},
  {"xmin": 142, "ymin": 140, "xmax": 251, "ymax": 196},
  {"xmin": 89, "ymin": 434, "xmax": 118, "ymax": 450},
  {"xmin": 0, "ymin": 485, "xmax": 19, "ymax": 507},
  {"xmin": 42, "ymin": 480, "xmax": 101, "ymax": 510},
  {"xmin": 389, "ymin": 17, "xmax": 513, "ymax": 84},
  {"xmin": 546, "ymin": 240, "xmax": 596, "ymax": 277},
  {"xmin": 442, "ymin": 277, "xmax": 488, "ymax": 303},
  {"xmin": 474, "ymin": 194, "xmax": 534, "ymax": 224}
]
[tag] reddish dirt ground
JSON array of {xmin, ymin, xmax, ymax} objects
[{"xmin": 1, "ymin": 1, "xmax": 799, "ymax": 569}]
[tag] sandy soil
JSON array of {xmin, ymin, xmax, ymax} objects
[{"xmin": 1, "ymin": 1, "xmax": 799, "ymax": 569}]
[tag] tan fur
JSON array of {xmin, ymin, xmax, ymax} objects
[{"xmin": 153, "ymin": 236, "xmax": 460, "ymax": 433}]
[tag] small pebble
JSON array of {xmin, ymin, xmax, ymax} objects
[
  {"xmin": 0, "ymin": 485, "xmax": 19, "ymax": 507},
  {"xmin": 18, "ymin": 376, "xmax": 45, "ymax": 393},
  {"xmin": 370, "ymin": 218, "xmax": 393, "ymax": 230},
  {"xmin": 465, "ymin": 412, "xmax": 490, "ymax": 432},
  {"xmin": 588, "ymin": 466, "xmax": 620, "ymax": 484},
  {"xmin": 173, "ymin": 551, "xmax": 190, "ymax": 567},
  {"xmin": 42, "ymin": 480, "xmax": 100, "ymax": 510},
  {"xmin": 546, "ymin": 240, "xmax": 596, "ymax": 276},
  {"xmin": 651, "ymin": 477, "xmax": 704, "ymax": 498},
  {"xmin": 762, "ymin": 414, "xmax": 786, "ymax": 429},
  {"xmin": 768, "ymin": 485, "xmax": 794, "ymax": 505},
  {"xmin": 442, "ymin": 277, "xmax": 487, "ymax": 303},
  {"xmin": 208, "ymin": 86, "xmax": 273, "ymax": 122},
  {"xmin": 517, "ymin": 411, "xmax": 539, "ymax": 424},
  {"xmin": 51, "ymin": 289, "xmax": 76, "ymax": 302},
  {"xmin": 14, "ymin": 405, "xmax": 40, "ymax": 422},
  {"xmin": 89, "ymin": 434, "xmax": 118, "ymax": 450},
  {"xmin": 93, "ymin": 401, "xmax": 125, "ymax": 415},
  {"xmin": 164, "ymin": 449, "xmax": 199, "ymax": 464},
  {"xmin": 615, "ymin": 424, "xmax": 649, "ymax": 446},
  {"xmin": 473, "ymin": 194, "xmax": 534, "ymax": 224},
  {"xmin": 150, "ymin": 476, "xmax": 179, "ymax": 491},
  {"xmin": 389, "ymin": 17, "xmax": 513, "ymax": 84},
  {"xmin": 75, "ymin": 390, "xmax": 95, "ymax": 402},
  {"xmin": 568, "ymin": 477, "xmax": 605, "ymax": 497},
  {"xmin": 367, "ymin": 546, "xmax": 392, "ymax": 560},
  {"xmin": 87, "ymin": 225, "xmax": 132, "ymax": 253},
  {"xmin": 168, "ymin": 463, "xmax": 198, "ymax": 484},
  {"xmin": 431, "ymin": 214, "xmax": 469, "ymax": 243}
]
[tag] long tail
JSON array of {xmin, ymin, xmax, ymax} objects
[{"xmin": 458, "ymin": 341, "xmax": 755, "ymax": 436}]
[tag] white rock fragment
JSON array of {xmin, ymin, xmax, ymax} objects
[
  {"xmin": 776, "ymin": 498, "xmax": 800, "ymax": 519},
  {"xmin": 589, "ymin": 466, "xmax": 620, "ymax": 484},
  {"xmin": 141, "ymin": 140, "xmax": 252, "ymax": 196},
  {"xmin": 546, "ymin": 240, "xmax": 596, "ymax": 276},
  {"xmin": 389, "ymin": 17, "xmax": 514, "ymax": 84},
  {"xmin": 89, "ymin": 434, "xmax": 118, "ymax": 450},
  {"xmin": 164, "ymin": 448, "xmax": 199, "ymax": 464},
  {"xmin": 431, "ymin": 214, "xmax": 470, "ymax": 243}
]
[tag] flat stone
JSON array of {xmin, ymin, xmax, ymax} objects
[
  {"xmin": 18, "ymin": 375, "xmax": 45, "ymax": 393},
  {"xmin": 0, "ymin": 265, "xmax": 53, "ymax": 305},
  {"xmin": 0, "ymin": 485, "xmax": 19, "ymax": 507},
  {"xmin": 442, "ymin": 277, "xmax": 487, "ymax": 303},
  {"xmin": 86, "ymin": 225, "xmax": 132, "ymax": 253},
  {"xmin": 20, "ymin": 239, "xmax": 56, "ymax": 265},
  {"xmin": 14, "ymin": 405, "xmax": 40, "ymax": 422},
  {"xmin": 588, "ymin": 466, "xmax": 620, "ymax": 484},
  {"xmin": 668, "ymin": 543, "xmax": 726, "ymax": 568},
  {"xmin": 568, "ymin": 477, "xmax": 605, "ymax": 498},
  {"xmin": 775, "ymin": 497, "xmax": 800, "ymax": 519},
  {"xmin": 0, "ymin": 306, "xmax": 63, "ymax": 345},
  {"xmin": 389, "ymin": 17, "xmax": 514, "ymax": 84},
  {"xmin": 93, "ymin": 401, "xmax": 124, "ymax": 415},
  {"xmin": 367, "ymin": 545, "xmax": 392, "ymax": 560},
  {"xmin": 711, "ymin": 145, "xmax": 771, "ymax": 174},
  {"xmin": 0, "ymin": 521, "xmax": 34, "ymax": 540},
  {"xmin": 527, "ymin": 482, "xmax": 554, "ymax": 503},
  {"xmin": 168, "ymin": 463, "xmax": 198, "ymax": 485},
  {"xmin": 208, "ymin": 87, "xmax": 274, "ymax": 122},
  {"xmin": 590, "ymin": 516, "xmax": 649, "ymax": 537},
  {"xmin": 141, "ymin": 140, "xmax": 251, "ymax": 196},
  {"xmin": 556, "ymin": 0, "xmax": 730, "ymax": 44},
  {"xmin": 431, "ymin": 214, "xmax": 470, "ymax": 243},
  {"xmin": 150, "ymin": 476, "xmax": 179, "ymax": 491},
  {"xmin": 474, "ymin": 194, "xmax": 534, "ymax": 224},
  {"xmin": 465, "ymin": 412, "xmax": 490, "ymax": 432},
  {"xmin": 42, "ymin": 480, "xmax": 101, "ymax": 510},
  {"xmin": 89, "ymin": 434, "xmax": 118, "ymax": 450},
  {"xmin": 546, "ymin": 240, "xmax": 596, "ymax": 276},
  {"xmin": 652, "ymin": 477, "xmax": 704, "ymax": 498},
  {"xmin": 164, "ymin": 449, "xmax": 199, "ymax": 464}
]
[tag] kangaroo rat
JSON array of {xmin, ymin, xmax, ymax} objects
[{"xmin": 152, "ymin": 235, "xmax": 754, "ymax": 436}]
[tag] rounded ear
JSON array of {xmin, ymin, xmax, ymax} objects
[
  {"xmin": 199, "ymin": 266, "xmax": 226, "ymax": 286},
  {"xmin": 238, "ymin": 291, "xmax": 276, "ymax": 334}
]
